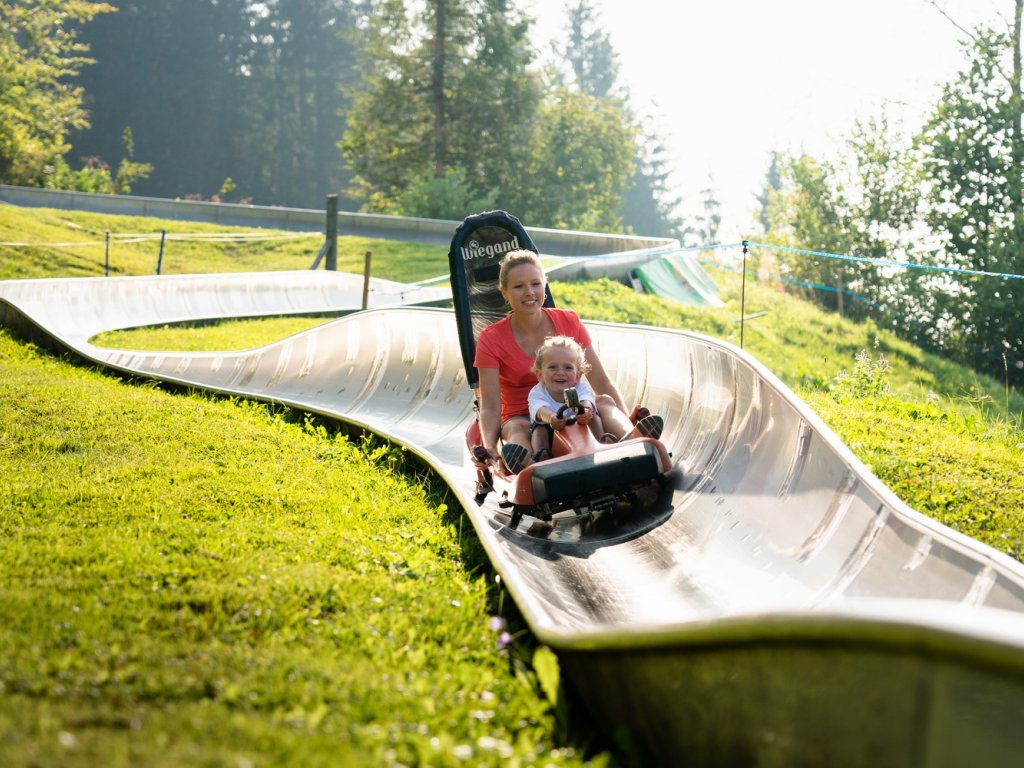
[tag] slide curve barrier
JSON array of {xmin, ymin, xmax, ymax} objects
[{"xmin": 2, "ymin": 269, "xmax": 1024, "ymax": 767}]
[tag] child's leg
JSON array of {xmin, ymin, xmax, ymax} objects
[{"xmin": 530, "ymin": 422, "xmax": 552, "ymax": 461}]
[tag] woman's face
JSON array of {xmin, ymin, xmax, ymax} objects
[{"xmin": 502, "ymin": 263, "xmax": 546, "ymax": 313}]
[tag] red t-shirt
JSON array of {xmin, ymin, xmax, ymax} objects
[{"xmin": 474, "ymin": 308, "xmax": 592, "ymax": 422}]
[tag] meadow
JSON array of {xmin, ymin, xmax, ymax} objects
[{"xmin": 1, "ymin": 205, "xmax": 1022, "ymax": 765}]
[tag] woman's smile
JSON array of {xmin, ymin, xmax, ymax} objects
[{"xmin": 503, "ymin": 263, "xmax": 546, "ymax": 311}]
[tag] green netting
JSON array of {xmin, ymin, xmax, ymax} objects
[{"xmin": 634, "ymin": 252, "xmax": 724, "ymax": 307}]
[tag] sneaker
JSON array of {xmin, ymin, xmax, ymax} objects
[
  {"xmin": 502, "ymin": 443, "xmax": 529, "ymax": 473},
  {"xmin": 532, "ymin": 448, "xmax": 551, "ymax": 463},
  {"xmin": 637, "ymin": 414, "xmax": 664, "ymax": 440},
  {"xmin": 599, "ymin": 433, "xmax": 618, "ymax": 444},
  {"xmin": 621, "ymin": 414, "xmax": 663, "ymax": 442},
  {"xmin": 629, "ymin": 404, "xmax": 651, "ymax": 426}
]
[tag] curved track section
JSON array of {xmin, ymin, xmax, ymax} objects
[{"xmin": 3, "ymin": 273, "xmax": 1024, "ymax": 767}]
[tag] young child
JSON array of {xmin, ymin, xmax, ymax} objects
[{"xmin": 527, "ymin": 336, "xmax": 615, "ymax": 462}]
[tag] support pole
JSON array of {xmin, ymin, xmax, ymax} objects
[
  {"xmin": 740, "ymin": 240, "xmax": 749, "ymax": 349},
  {"xmin": 104, "ymin": 232, "xmax": 110, "ymax": 276},
  {"xmin": 156, "ymin": 229, "xmax": 166, "ymax": 275},
  {"xmin": 361, "ymin": 251, "xmax": 372, "ymax": 310},
  {"xmin": 325, "ymin": 194, "xmax": 339, "ymax": 271}
]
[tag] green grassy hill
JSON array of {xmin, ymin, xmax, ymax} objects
[
  {"xmin": 1, "ymin": 204, "xmax": 1022, "ymax": 764},
  {"xmin": 0, "ymin": 203, "xmax": 448, "ymax": 281}
]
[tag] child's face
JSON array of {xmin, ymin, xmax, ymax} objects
[{"xmin": 539, "ymin": 347, "xmax": 580, "ymax": 397}]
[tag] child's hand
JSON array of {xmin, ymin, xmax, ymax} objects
[
  {"xmin": 549, "ymin": 416, "xmax": 566, "ymax": 431},
  {"xmin": 577, "ymin": 408, "xmax": 593, "ymax": 426}
]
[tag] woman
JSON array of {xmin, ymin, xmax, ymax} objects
[{"xmin": 473, "ymin": 250, "xmax": 660, "ymax": 474}]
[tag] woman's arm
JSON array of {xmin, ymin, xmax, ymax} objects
[
  {"xmin": 476, "ymin": 366, "xmax": 503, "ymax": 460},
  {"xmin": 584, "ymin": 345, "xmax": 627, "ymax": 413}
]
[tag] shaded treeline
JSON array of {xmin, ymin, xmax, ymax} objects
[
  {"xmin": 64, "ymin": 0, "xmax": 684, "ymax": 237},
  {"xmin": 72, "ymin": 0, "xmax": 361, "ymax": 208}
]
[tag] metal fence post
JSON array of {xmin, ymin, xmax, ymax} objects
[
  {"xmin": 361, "ymin": 251, "xmax": 372, "ymax": 310},
  {"xmin": 740, "ymin": 240, "xmax": 749, "ymax": 349}
]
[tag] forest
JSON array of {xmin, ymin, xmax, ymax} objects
[{"xmin": 0, "ymin": 0, "xmax": 1021, "ymax": 386}]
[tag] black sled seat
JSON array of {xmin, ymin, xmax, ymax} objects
[{"xmin": 447, "ymin": 210, "xmax": 553, "ymax": 390}]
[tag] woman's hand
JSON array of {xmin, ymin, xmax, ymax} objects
[{"xmin": 472, "ymin": 445, "xmax": 498, "ymax": 469}]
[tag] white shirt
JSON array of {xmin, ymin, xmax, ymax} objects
[{"xmin": 528, "ymin": 378, "xmax": 596, "ymax": 423}]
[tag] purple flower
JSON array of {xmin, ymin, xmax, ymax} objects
[
  {"xmin": 496, "ymin": 631, "xmax": 513, "ymax": 650},
  {"xmin": 488, "ymin": 616, "xmax": 505, "ymax": 633}
]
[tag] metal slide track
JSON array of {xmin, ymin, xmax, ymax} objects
[{"xmin": 3, "ymin": 271, "xmax": 1024, "ymax": 767}]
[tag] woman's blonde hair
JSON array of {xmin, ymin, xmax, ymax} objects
[
  {"xmin": 498, "ymin": 249, "xmax": 544, "ymax": 291},
  {"xmin": 532, "ymin": 335, "xmax": 590, "ymax": 377}
]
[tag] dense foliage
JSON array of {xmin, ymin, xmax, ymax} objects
[
  {"xmin": 0, "ymin": 0, "xmax": 115, "ymax": 185},
  {"xmin": 759, "ymin": 3, "xmax": 1024, "ymax": 389},
  {"xmin": 1, "ymin": 0, "xmax": 685, "ymax": 237},
  {"xmin": 71, "ymin": 0, "xmax": 362, "ymax": 207}
]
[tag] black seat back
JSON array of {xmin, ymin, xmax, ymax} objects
[{"xmin": 447, "ymin": 210, "xmax": 554, "ymax": 389}]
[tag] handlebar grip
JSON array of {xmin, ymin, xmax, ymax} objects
[{"xmin": 555, "ymin": 403, "xmax": 583, "ymax": 426}]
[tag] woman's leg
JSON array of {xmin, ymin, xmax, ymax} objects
[
  {"xmin": 587, "ymin": 412, "xmax": 611, "ymax": 443},
  {"xmin": 594, "ymin": 394, "xmax": 631, "ymax": 439},
  {"xmin": 500, "ymin": 416, "xmax": 532, "ymax": 472}
]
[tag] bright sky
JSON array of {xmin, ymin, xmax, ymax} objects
[{"xmin": 526, "ymin": 0, "xmax": 1011, "ymax": 240}]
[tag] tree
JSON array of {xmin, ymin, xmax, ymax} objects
[
  {"xmin": 236, "ymin": 0, "xmax": 363, "ymax": 205},
  {"xmin": 447, "ymin": 0, "xmax": 542, "ymax": 211},
  {"xmin": 620, "ymin": 121, "xmax": 685, "ymax": 240},
  {"xmin": 340, "ymin": 0, "xmax": 432, "ymax": 209},
  {"xmin": 555, "ymin": 1, "xmax": 685, "ymax": 238},
  {"xmin": 755, "ymin": 151, "xmax": 783, "ymax": 235},
  {"xmin": 75, "ymin": 0, "xmax": 360, "ymax": 207},
  {"xmin": 762, "ymin": 152, "xmax": 856, "ymax": 313},
  {"xmin": 0, "ymin": 0, "xmax": 114, "ymax": 186},
  {"xmin": 73, "ymin": 0, "xmax": 252, "ymax": 200},
  {"xmin": 519, "ymin": 89, "xmax": 636, "ymax": 231},
  {"xmin": 917, "ymin": 12, "xmax": 1024, "ymax": 384},
  {"xmin": 695, "ymin": 178, "xmax": 722, "ymax": 246},
  {"xmin": 761, "ymin": 112, "xmax": 921, "ymax": 322},
  {"xmin": 561, "ymin": 0, "xmax": 620, "ymax": 99},
  {"xmin": 341, "ymin": 0, "xmax": 543, "ymax": 219}
]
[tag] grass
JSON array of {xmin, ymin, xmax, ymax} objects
[
  {"xmin": 0, "ymin": 204, "xmax": 448, "ymax": 282},
  {"xmin": 2, "ymin": 205, "xmax": 1023, "ymax": 764},
  {"xmin": 556, "ymin": 270, "xmax": 1024, "ymax": 417},
  {"xmin": 0, "ymin": 329, "xmax": 607, "ymax": 767},
  {"xmin": 94, "ymin": 317, "xmax": 334, "ymax": 353}
]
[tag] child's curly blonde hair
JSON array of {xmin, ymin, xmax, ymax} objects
[{"xmin": 532, "ymin": 335, "xmax": 591, "ymax": 377}]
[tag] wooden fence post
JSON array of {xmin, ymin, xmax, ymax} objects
[{"xmin": 325, "ymin": 194, "xmax": 338, "ymax": 271}]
